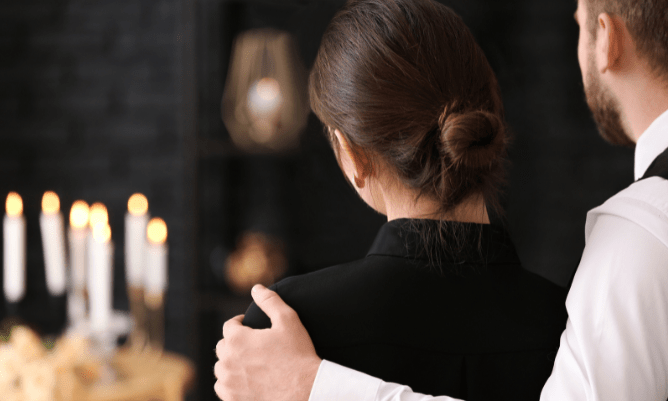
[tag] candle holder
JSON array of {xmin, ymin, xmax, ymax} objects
[
  {"xmin": 88, "ymin": 329, "xmax": 119, "ymax": 386},
  {"xmin": 144, "ymin": 217, "xmax": 168, "ymax": 354},
  {"xmin": 144, "ymin": 292, "xmax": 164, "ymax": 354},
  {"xmin": 67, "ymin": 289, "xmax": 87, "ymax": 330},
  {"xmin": 128, "ymin": 285, "xmax": 148, "ymax": 352},
  {"xmin": 125, "ymin": 194, "xmax": 150, "ymax": 352}
]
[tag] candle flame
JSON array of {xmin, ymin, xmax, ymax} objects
[
  {"xmin": 147, "ymin": 217, "xmax": 167, "ymax": 245},
  {"xmin": 5, "ymin": 192, "xmax": 23, "ymax": 217},
  {"xmin": 70, "ymin": 200, "xmax": 90, "ymax": 229},
  {"xmin": 89, "ymin": 203, "xmax": 108, "ymax": 228},
  {"xmin": 127, "ymin": 193, "xmax": 148, "ymax": 216},
  {"xmin": 42, "ymin": 191, "xmax": 60, "ymax": 214},
  {"xmin": 93, "ymin": 223, "xmax": 112, "ymax": 243}
]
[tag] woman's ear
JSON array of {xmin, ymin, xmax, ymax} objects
[{"xmin": 333, "ymin": 129, "xmax": 371, "ymax": 183}]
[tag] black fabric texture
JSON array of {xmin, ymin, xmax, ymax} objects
[{"xmin": 243, "ymin": 219, "xmax": 567, "ymax": 400}]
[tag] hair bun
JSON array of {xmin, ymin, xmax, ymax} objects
[{"xmin": 439, "ymin": 110, "xmax": 506, "ymax": 169}]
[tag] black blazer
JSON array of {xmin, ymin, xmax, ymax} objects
[{"xmin": 244, "ymin": 219, "xmax": 567, "ymax": 400}]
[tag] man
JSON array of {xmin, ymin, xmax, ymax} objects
[{"xmin": 214, "ymin": 0, "xmax": 668, "ymax": 399}]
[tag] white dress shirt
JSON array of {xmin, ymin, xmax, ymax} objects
[{"xmin": 308, "ymin": 108, "xmax": 668, "ymax": 401}]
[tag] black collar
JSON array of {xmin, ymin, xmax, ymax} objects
[{"xmin": 366, "ymin": 218, "xmax": 519, "ymax": 267}]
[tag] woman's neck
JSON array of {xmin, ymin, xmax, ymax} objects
[{"xmin": 376, "ymin": 179, "xmax": 490, "ymax": 224}]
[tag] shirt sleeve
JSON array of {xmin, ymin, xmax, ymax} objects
[
  {"xmin": 540, "ymin": 213, "xmax": 668, "ymax": 401},
  {"xmin": 309, "ymin": 360, "xmax": 464, "ymax": 401}
]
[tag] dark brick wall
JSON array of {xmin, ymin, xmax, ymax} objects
[
  {"xmin": 497, "ymin": 1, "xmax": 634, "ymax": 286},
  {"xmin": 0, "ymin": 0, "xmax": 195, "ymax": 360}
]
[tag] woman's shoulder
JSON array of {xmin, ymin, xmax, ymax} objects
[
  {"xmin": 243, "ymin": 254, "xmax": 568, "ymax": 352},
  {"xmin": 242, "ymin": 256, "xmax": 402, "ymax": 330}
]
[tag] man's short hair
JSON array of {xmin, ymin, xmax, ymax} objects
[{"xmin": 585, "ymin": 0, "xmax": 668, "ymax": 80}]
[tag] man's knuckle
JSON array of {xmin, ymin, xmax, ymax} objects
[
  {"xmin": 215, "ymin": 339, "xmax": 225, "ymax": 357},
  {"xmin": 226, "ymin": 334, "xmax": 240, "ymax": 349},
  {"xmin": 277, "ymin": 309, "xmax": 294, "ymax": 322},
  {"xmin": 214, "ymin": 360, "xmax": 224, "ymax": 378},
  {"xmin": 222, "ymin": 321, "xmax": 232, "ymax": 336},
  {"xmin": 221, "ymin": 373, "xmax": 238, "ymax": 391},
  {"xmin": 284, "ymin": 312, "xmax": 301, "ymax": 327},
  {"xmin": 213, "ymin": 380, "xmax": 225, "ymax": 399},
  {"xmin": 264, "ymin": 290, "xmax": 278, "ymax": 301},
  {"xmin": 221, "ymin": 354, "xmax": 235, "ymax": 370},
  {"xmin": 215, "ymin": 383, "xmax": 233, "ymax": 401}
]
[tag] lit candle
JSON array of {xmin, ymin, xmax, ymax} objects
[
  {"xmin": 88, "ymin": 222, "xmax": 113, "ymax": 334},
  {"xmin": 3, "ymin": 192, "xmax": 26, "ymax": 303},
  {"xmin": 68, "ymin": 201, "xmax": 89, "ymax": 322},
  {"xmin": 87, "ymin": 202, "xmax": 108, "ymax": 298},
  {"xmin": 145, "ymin": 217, "xmax": 167, "ymax": 351},
  {"xmin": 88, "ymin": 203, "xmax": 108, "ymax": 230},
  {"xmin": 125, "ymin": 194, "xmax": 149, "ymax": 288},
  {"xmin": 39, "ymin": 191, "xmax": 67, "ymax": 296},
  {"xmin": 125, "ymin": 194, "xmax": 150, "ymax": 350},
  {"xmin": 145, "ymin": 218, "xmax": 168, "ymax": 301},
  {"xmin": 87, "ymin": 203, "xmax": 110, "ymax": 333}
]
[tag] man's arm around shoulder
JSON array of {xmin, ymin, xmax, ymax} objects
[{"xmin": 541, "ymin": 212, "xmax": 668, "ymax": 401}]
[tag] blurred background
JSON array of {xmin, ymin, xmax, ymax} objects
[{"xmin": 0, "ymin": 0, "xmax": 634, "ymax": 400}]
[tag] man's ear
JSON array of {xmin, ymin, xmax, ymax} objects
[
  {"xmin": 595, "ymin": 12, "xmax": 623, "ymax": 74},
  {"xmin": 333, "ymin": 129, "xmax": 371, "ymax": 180}
]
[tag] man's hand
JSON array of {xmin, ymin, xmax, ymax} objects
[{"xmin": 214, "ymin": 284, "xmax": 322, "ymax": 401}]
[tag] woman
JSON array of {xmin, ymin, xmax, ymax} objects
[{"xmin": 243, "ymin": 0, "xmax": 567, "ymax": 399}]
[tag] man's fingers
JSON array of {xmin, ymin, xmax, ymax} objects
[
  {"xmin": 251, "ymin": 284, "xmax": 297, "ymax": 326},
  {"xmin": 222, "ymin": 314, "xmax": 245, "ymax": 339},
  {"xmin": 214, "ymin": 379, "xmax": 226, "ymax": 401},
  {"xmin": 214, "ymin": 360, "xmax": 223, "ymax": 379},
  {"xmin": 215, "ymin": 338, "xmax": 225, "ymax": 359}
]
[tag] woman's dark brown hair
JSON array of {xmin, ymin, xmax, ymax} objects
[{"xmin": 309, "ymin": 0, "xmax": 509, "ymax": 220}]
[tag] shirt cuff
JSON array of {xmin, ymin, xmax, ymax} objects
[{"xmin": 308, "ymin": 359, "xmax": 381, "ymax": 401}]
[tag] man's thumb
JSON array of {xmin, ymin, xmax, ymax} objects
[{"xmin": 251, "ymin": 284, "xmax": 295, "ymax": 326}]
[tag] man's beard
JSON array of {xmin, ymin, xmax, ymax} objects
[{"xmin": 584, "ymin": 58, "xmax": 635, "ymax": 147}]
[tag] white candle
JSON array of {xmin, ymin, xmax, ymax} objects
[
  {"xmin": 145, "ymin": 218, "xmax": 168, "ymax": 297},
  {"xmin": 125, "ymin": 194, "xmax": 149, "ymax": 288},
  {"xmin": 3, "ymin": 192, "xmax": 26, "ymax": 303},
  {"xmin": 87, "ymin": 202, "xmax": 108, "ymax": 302},
  {"xmin": 68, "ymin": 200, "xmax": 89, "ymax": 321},
  {"xmin": 39, "ymin": 191, "xmax": 67, "ymax": 296},
  {"xmin": 88, "ymin": 223, "xmax": 113, "ymax": 334},
  {"xmin": 69, "ymin": 201, "xmax": 89, "ymax": 292}
]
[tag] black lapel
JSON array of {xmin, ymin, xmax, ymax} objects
[{"xmin": 640, "ymin": 147, "xmax": 668, "ymax": 180}]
